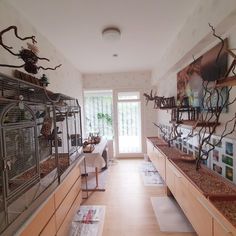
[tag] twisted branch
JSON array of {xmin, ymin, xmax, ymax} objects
[{"xmin": 37, "ymin": 64, "xmax": 62, "ymax": 71}]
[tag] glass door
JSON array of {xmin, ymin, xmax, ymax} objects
[{"xmin": 114, "ymin": 91, "xmax": 142, "ymax": 156}]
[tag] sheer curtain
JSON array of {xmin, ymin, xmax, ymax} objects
[{"xmin": 84, "ymin": 90, "xmax": 113, "ymax": 139}]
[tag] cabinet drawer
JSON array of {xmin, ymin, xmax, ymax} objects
[
  {"xmin": 57, "ymin": 191, "xmax": 82, "ymax": 236},
  {"xmin": 40, "ymin": 215, "xmax": 56, "ymax": 236},
  {"xmin": 187, "ymin": 192, "xmax": 213, "ymax": 236},
  {"xmin": 55, "ymin": 176, "xmax": 81, "ymax": 230},
  {"xmin": 54, "ymin": 162, "xmax": 81, "ymax": 208},
  {"xmin": 20, "ymin": 195, "xmax": 55, "ymax": 236}
]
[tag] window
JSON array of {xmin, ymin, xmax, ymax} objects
[
  {"xmin": 84, "ymin": 90, "xmax": 113, "ymax": 139},
  {"xmin": 118, "ymin": 91, "xmax": 140, "ymax": 100}
]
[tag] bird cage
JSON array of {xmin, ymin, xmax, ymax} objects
[
  {"xmin": 0, "ymin": 72, "xmax": 83, "ymax": 233},
  {"xmin": 0, "ymin": 102, "xmax": 39, "ymax": 201}
]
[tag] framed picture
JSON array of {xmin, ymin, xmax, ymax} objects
[
  {"xmin": 188, "ymin": 150, "xmax": 193, "ymax": 156},
  {"xmin": 225, "ymin": 166, "xmax": 233, "ymax": 181},
  {"xmin": 183, "ymin": 147, "xmax": 187, "ymax": 153},
  {"xmin": 177, "ymin": 40, "xmax": 228, "ymax": 108},
  {"xmin": 213, "ymin": 163, "xmax": 222, "ymax": 175},
  {"xmin": 213, "ymin": 149, "xmax": 219, "ymax": 162},
  {"xmin": 225, "ymin": 141, "xmax": 233, "ymax": 156},
  {"xmin": 222, "ymin": 154, "xmax": 233, "ymax": 167}
]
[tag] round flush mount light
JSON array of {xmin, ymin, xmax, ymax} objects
[{"xmin": 102, "ymin": 27, "xmax": 121, "ymax": 41}]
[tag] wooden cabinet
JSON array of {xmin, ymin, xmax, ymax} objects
[
  {"xmin": 187, "ymin": 188, "xmax": 213, "ymax": 236},
  {"xmin": 57, "ymin": 191, "xmax": 82, "ymax": 236},
  {"xmin": 19, "ymin": 195, "xmax": 55, "ymax": 236},
  {"xmin": 166, "ymin": 159, "xmax": 212, "ymax": 236},
  {"xmin": 146, "ymin": 139, "xmax": 155, "ymax": 161},
  {"xmin": 54, "ymin": 163, "xmax": 81, "ymax": 209},
  {"xmin": 18, "ymin": 158, "xmax": 83, "ymax": 236},
  {"xmin": 55, "ymin": 176, "xmax": 81, "ymax": 230},
  {"xmin": 146, "ymin": 139, "xmax": 166, "ymax": 181},
  {"xmin": 147, "ymin": 138, "xmax": 236, "ymax": 236},
  {"xmin": 154, "ymin": 148, "xmax": 166, "ymax": 181}
]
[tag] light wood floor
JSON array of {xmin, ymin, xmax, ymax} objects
[{"xmin": 82, "ymin": 159, "xmax": 197, "ymax": 236}]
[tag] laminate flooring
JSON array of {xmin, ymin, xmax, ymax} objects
[{"xmin": 81, "ymin": 159, "xmax": 197, "ymax": 236}]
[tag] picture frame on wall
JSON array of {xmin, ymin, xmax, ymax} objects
[{"xmin": 177, "ymin": 39, "xmax": 228, "ymax": 109}]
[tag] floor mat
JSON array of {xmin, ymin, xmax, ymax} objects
[
  {"xmin": 151, "ymin": 196, "xmax": 195, "ymax": 232},
  {"xmin": 140, "ymin": 161, "xmax": 164, "ymax": 186},
  {"xmin": 70, "ymin": 205, "xmax": 106, "ymax": 236}
]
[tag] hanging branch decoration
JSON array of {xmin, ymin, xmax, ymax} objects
[
  {"xmin": 189, "ymin": 24, "xmax": 236, "ymax": 170},
  {"xmin": 0, "ymin": 25, "xmax": 62, "ymax": 74}
]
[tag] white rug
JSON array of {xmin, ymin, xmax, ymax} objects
[
  {"xmin": 140, "ymin": 161, "xmax": 164, "ymax": 186},
  {"xmin": 70, "ymin": 205, "xmax": 106, "ymax": 236},
  {"xmin": 151, "ymin": 196, "xmax": 195, "ymax": 233},
  {"xmin": 139, "ymin": 161, "xmax": 157, "ymax": 172},
  {"xmin": 151, "ymin": 197, "xmax": 195, "ymax": 233}
]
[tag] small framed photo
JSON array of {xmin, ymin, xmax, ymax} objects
[
  {"xmin": 222, "ymin": 154, "xmax": 233, "ymax": 167},
  {"xmin": 213, "ymin": 149, "xmax": 219, "ymax": 162},
  {"xmin": 213, "ymin": 163, "xmax": 222, "ymax": 175},
  {"xmin": 183, "ymin": 147, "xmax": 187, "ymax": 153},
  {"xmin": 179, "ymin": 143, "xmax": 182, "ymax": 151},
  {"xmin": 226, "ymin": 166, "xmax": 233, "ymax": 181},
  {"xmin": 188, "ymin": 150, "xmax": 193, "ymax": 156},
  {"xmin": 225, "ymin": 141, "xmax": 233, "ymax": 156}
]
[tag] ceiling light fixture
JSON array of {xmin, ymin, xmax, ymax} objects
[{"xmin": 102, "ymin": 27, "xmax": 121, "ymax": 41}]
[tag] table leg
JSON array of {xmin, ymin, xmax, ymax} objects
[{"xmin": 95, "ymin": 167, "xmax": 98, "ymax": 187}]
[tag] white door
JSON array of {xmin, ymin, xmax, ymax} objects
[{"xmin": 114, "ymin": 91, "xmax": 142, "ymax": 157}]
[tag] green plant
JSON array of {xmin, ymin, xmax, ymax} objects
[{"xmin": 97, "ymin": 113, "xmax": 112, "ymax": 126}]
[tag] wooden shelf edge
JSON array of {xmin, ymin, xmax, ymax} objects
[
  {"xmin": 170, "ymin": 120, "xmax": 220, "ymax": 127},
  {"xmin": 216, "ymin": 75, "xmax": 236, "ymax": 88}
]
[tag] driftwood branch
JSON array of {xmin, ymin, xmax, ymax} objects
[
  {"xmin": 195, "ymin": 69, "xmax": 236, "ymax": 170},
  {"xmin": 0, "ymin": 64, "xmax": 24, "ymax": 68},
  {"xmin": 153, "ymin": 122, "xmax": 168, "ymax": 141},
  {"xmin": 0, "ymin": 25, "xmax": 36, "ymax": 56},
  {"xmin": 37, "ymin": 64, "xmax": 62, "ymax": 71},
  {"xmin": 0, "ymin": 25, "xmax": 62, "ymax": 74}
]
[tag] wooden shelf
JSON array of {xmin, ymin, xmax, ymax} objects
[
  {"xmin": 216, "ymin": 75, "xmax": 236, "ymax": 88},
  {"xmin": 159, "ymin": 106, "xmax": 177, "ymax": 110},
  {"xmin": 170, "ymin": 120, "xmax": 220, "ymax": 127}
]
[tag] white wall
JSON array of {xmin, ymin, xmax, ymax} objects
[
  {"xmin": 0, "ymin": 1, "xmax": 83, "ymax": 104},
  {"xmin": 83, "ymin": 71, "xmax": 157, "ymax": 154}
]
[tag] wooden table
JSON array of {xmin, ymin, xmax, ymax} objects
[{"xmin": 82, "ymin": 137, "xmax": 107, "ymax": 194}]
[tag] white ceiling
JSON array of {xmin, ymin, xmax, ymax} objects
[{"xmin": 9, "ymin": 0, "xmax": 199, "ymax": 74}]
